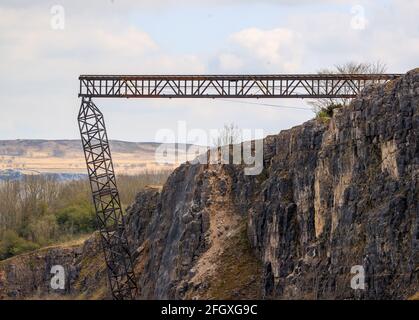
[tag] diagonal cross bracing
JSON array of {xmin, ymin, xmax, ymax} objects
[
  {"xmin": 78, "ymin": 97, "xmax": 138, "ymax": 300},
  {"xmin": 79, "ymin": 74, "xmax": 401, "ymax": 99}
]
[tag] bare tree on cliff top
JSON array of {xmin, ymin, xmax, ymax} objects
[
  {"xmin": 213, "ymin": 123, "xmax": 241, "ymax": 147},
  {"xmin": 310, "ymin": 61, "xmax": 387, "ymax": 117}
]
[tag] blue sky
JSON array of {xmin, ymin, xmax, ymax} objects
[{"xmin": 0, "ymin": 0, "xmax": 417, "ymax": 143}]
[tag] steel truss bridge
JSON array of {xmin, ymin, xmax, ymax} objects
[
  {"xmin": 79, "ymin": 74, "xmax": 400, "ymax": 99},
  {"xmin": 77, "ymin": 73, "xmax": 401, "ymax": 300}
]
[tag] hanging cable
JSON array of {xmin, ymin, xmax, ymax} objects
[{"xmin": 213, "ymin": 98, "xmax": 314, "ymax": 111}]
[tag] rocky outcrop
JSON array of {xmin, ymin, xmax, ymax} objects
[
  {"xmin": 0, "ymin": 235, "xmax": 109, "ymax": 300},
  {"xmin": 0, "ymin": 69, "xmax": 418, "ymax": 300},
  {"xmin": 126, "ymin": 168, "xmax": 263, "ymax": 299}
]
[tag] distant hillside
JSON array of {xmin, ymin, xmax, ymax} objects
[{"xmin": 0, "ymin": 140, "xmax": 198, "ymax": 178}]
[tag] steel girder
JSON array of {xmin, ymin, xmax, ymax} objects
[{"xmin": 79, "ymin": 74, "xmax": 401, "ymax": 99}]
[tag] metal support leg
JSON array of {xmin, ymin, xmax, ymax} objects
[{"xmin": 78, "ymin": 97, "xmax": 138, "ymax": 300}]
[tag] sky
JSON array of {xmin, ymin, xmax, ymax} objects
[{"xmin": 0, "ymin": 0, "xmax": 418, "ymax": 143}]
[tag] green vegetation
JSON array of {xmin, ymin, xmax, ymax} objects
[
  {"xmin": 316, "ymin": 103, "xmax": 343, "ymax": 121},
  {"xmin": 0, "ymin": 230, "xmax": 40, "ymax": 259},
  {"xmin": 56, "ymin": 203, "xmax": 96, "ymax": 235},
  {"xmin": 0, "ymin": 170, "xmax": 170, "ymax": 260}
]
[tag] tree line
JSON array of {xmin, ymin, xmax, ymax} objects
[{"xmin": 0, "ymin": 171, "xmax": 170, "ymax": 260}]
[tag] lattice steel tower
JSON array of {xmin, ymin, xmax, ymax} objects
[{"xmin": 78, "ymin": 98, "xmax": 138, "ymax": 300}]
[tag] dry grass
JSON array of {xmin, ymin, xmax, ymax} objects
[
  {"xmin": 205, "ymin": 222, "xmax": 263, "ymax": 299},
  {"xmin": 408, "ymin": 292, "xmax": 419, "ymax": 300},
  {"xmin": 0, "ymin": 154, "xmax": 177, "ymax": 175},
  {"xmin": 42, "ymin": 234, "xmax": 91, "ymax": 249}
]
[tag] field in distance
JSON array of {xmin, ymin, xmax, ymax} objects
[{"xmin": 0, "ymin": 140, "xmax": 200, "ymax": 176}]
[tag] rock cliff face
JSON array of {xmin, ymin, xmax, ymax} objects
[
  {"xmin": 246, "ymin": 71, "xmax": 419, "ymax": 299},
  {"xmin": 0, "ymin": 236, "xmax": 109, "ymax": 300},
  {"xmin": 126, "ymin": 166, "xmax": 263, "ymax": 299},
  {"xmin": 0, "ymin": 69, "xmax": 418, "ymax": 300},
  {"xmin": 127, "ymin": 69, "xmax": 418, "ymax": 300}
]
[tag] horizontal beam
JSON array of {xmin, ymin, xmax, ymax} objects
[{"xmin": 79, "ymin": 74, "xmax": 402, "ymax": 99}]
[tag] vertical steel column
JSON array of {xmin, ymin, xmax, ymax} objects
[{"xmin": 78, "ymin": 97, "xmax": 138, "ymax": 300}]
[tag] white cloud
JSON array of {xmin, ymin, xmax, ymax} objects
[
  {"xmin": 229, "ymin": 27, "xmax": 303, "ymax": 72},
  {"xmin": 283, "ymin": 4, "xmax": 419, "ymax": 73},
  {"xmin": 94, "ymin": 27, "xmax": 158, "ymax": 56},
  {"xmin": 213, "ymin": 1, "xmax": 419, "ymax": 75},
  {"xmin": 218, "ymin": 53, "xmax": 244, "ymax": 71},
  {"xmin": 0, "ymin": 0, "xmax": 360, "ymax": 10},
  {"xmin": 0, "ymin": 5, "xmax": 208, "ymax": 140}
]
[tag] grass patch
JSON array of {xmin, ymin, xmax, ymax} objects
[{"xmin": 408, "ymin": 292, "xmax": 419, "ymax": 300}]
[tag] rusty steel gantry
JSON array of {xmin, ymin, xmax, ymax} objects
[
  {"xmin": 79, "ymin": 74, "xmax": 400, "ymax": 99},
  {"xmin": 77, "ymin": 73, "xmax": 401, "ymax": 300}
]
